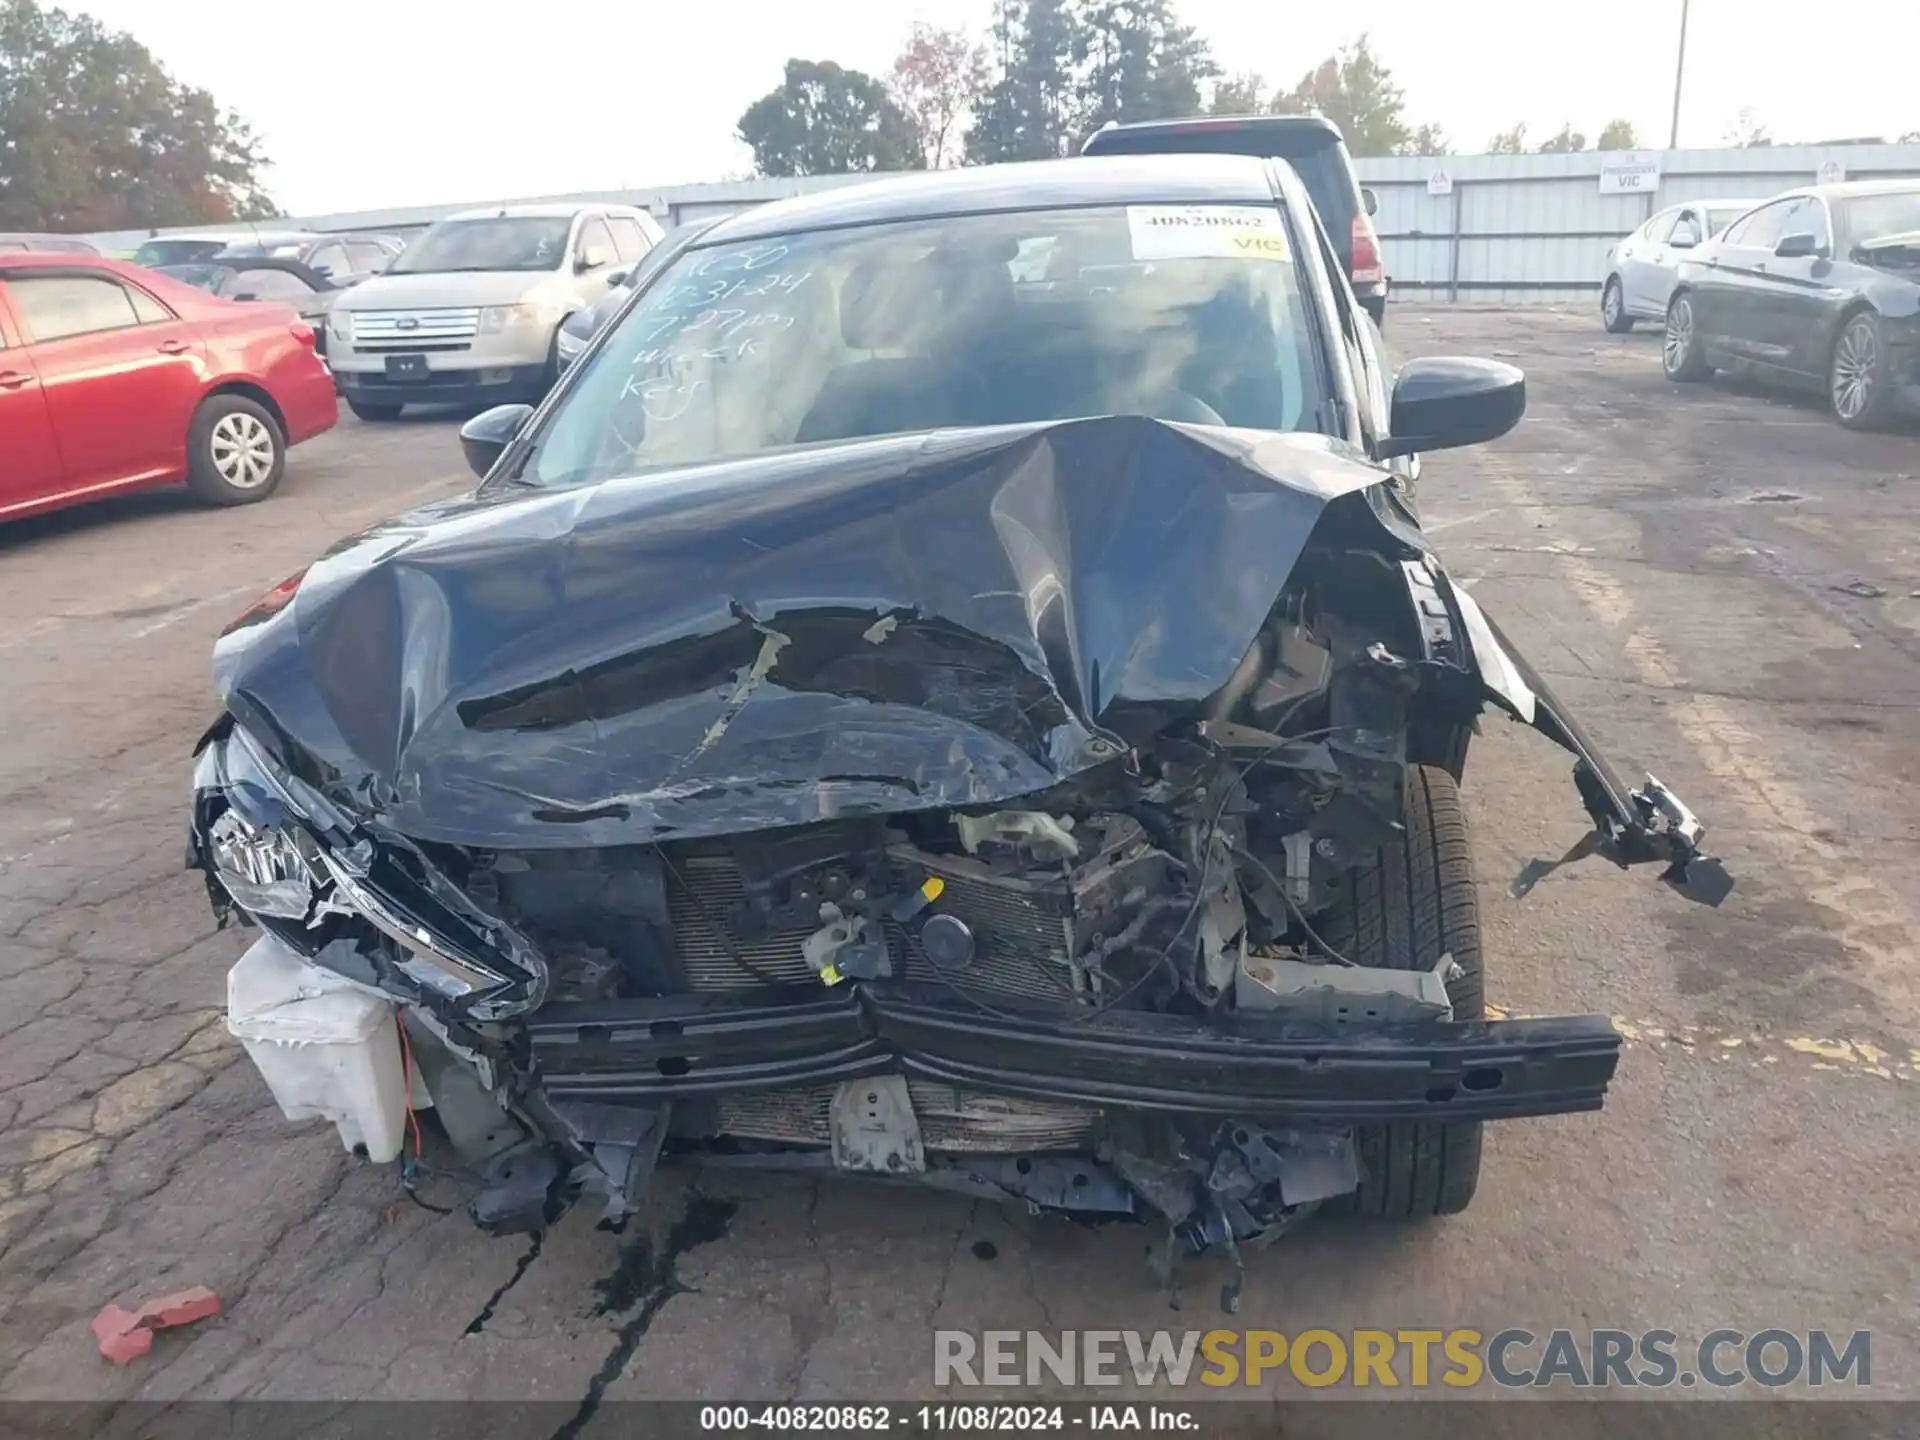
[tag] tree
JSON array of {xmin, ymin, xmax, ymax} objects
[
  {"xmin": 1074, "ymin": 0, "xmax": 1218, "ymax": 135},
  {"xmin": 1269, "ymin": 35, "xmax": 1410, "ymax": 158},
  {"xmin": 1208, "ymin": 70, "xmax": 1266, "ymax": 116},
  {"xmin": 0, "ymin": 0, "xmax": 273, "ymax": 231},
  {"xmin": 1596, "ymin": 118, "xmax": 1640, "ymax": 151},
  {"xmin": 1486, "ymin": 123, "xmax": 1528, "ymax": 155},
  {"xmin": 737, "ymin": 59, "xmax": 922, "ymax": 176},
  {"xmin": 1903, "ymin": 130, "xmax": 1920, "ymax": 144},
  {"xmin": 1536, "ymin": 122, "xmax": 1587, "ymax": 154},
  {"xmin": 969, "ymin": 0, "xmax": 1084, "ymax": 163},
  {"xmin": 888, "ymin": 22, "xmax": 986, "ymax": 170},
  {"xmin": 1399, "ymin": 122, "xmax": 1448, "ymax": 157}
]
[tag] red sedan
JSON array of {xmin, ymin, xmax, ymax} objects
[{"xmin": 0, "ymin": 253, "xmax": 338, "ymax": 523}]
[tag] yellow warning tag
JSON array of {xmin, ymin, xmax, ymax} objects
[
  {"xmin": 921, "ymin": 876, "xmax": 946, "ymax": 902},
  {"xmin": 819, "ymin": 964, "xmax": 844, "ymax": 986}
]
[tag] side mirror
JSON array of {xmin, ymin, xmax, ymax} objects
[
  {"xmin": 1668, "ymin": 232, "xmax": 1698, "ymax": 250},
  {"xmin": 1376, "ymin": 357, "xmax": 1526, "ymax": 460},
  {"xmin": 1361, "ymin": 187, "xmax": 1379, "ymax": 217},
  {"xmin": 605, "ymin": 268, "xmax": 629, "ymax": 288},
  {"xmin": 459, "ymin": 403, "xmax": 535, "ymax": 479},
  {"xmin": 1774, "ymin": 232, "xmax": 1821, "ymax": 259}
]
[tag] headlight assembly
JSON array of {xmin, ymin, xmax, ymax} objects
[
  {"xmin": 192, "ymin": 722, "xmax": 548, "ymax": 1018},
  {"xmin": 206, "ymin": 809, "xmax": 317, "ymax": 920}
]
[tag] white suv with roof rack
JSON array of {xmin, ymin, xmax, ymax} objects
[{"xmin": 326, "ymin": 201, "xmax": 662, "ymax": 420}]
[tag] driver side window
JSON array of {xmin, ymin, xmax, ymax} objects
[
  {"xmin": 1726, "ymin": 201, "xmax": 1792, "ymax": 250},
  {"xmin": 577, "ymin": 218, "xmax": 617, "ymax": 270}
]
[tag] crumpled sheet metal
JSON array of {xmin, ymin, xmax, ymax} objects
[{"xmin": 214, "ymin": 417, "xmax": 1435, "ymax": 849}]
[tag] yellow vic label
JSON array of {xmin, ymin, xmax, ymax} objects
[{"xmin": 1230, "ymin": 231, "xmax": 1291, "ymax": 260}]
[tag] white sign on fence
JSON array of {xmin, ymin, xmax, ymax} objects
[
  {"xmin": 1598, "ymin": 152, "xmax": 1663, "ymax": 195},
  {"xmin": 1818, "ymin": 159, "xmax": 1847, "ymax": 185},
  {"xmin": 1426, "ymin": 170, "xmax": 1454, "ymax": 196}
]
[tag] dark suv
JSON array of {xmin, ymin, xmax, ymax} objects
[{"xmin": 1082, "ymin": 114, "xmax": 1388, "ymax": 326}]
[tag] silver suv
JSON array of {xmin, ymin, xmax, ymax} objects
[{"xmin": 327, "ymin": 202, "xmax": 662, "ymax": 420}]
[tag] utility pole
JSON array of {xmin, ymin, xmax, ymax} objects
[{"xmin": 1668, "ymin": 0, "xmax": 1691, "ymax": 149}]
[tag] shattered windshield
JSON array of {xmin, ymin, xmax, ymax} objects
[
  {"xmin": 387, "ymin": 217, "xmax": 571, "ymax": 274},
  {"xmin": 529, "ymin": 203, "xmax": 1325, "ymax": 487}
]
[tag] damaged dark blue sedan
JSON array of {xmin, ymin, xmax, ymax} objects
[{"xmin": 189, "ymin": 155, "xmax": 1729, "ymax": 1270}]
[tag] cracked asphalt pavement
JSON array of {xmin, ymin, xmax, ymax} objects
[{"xmin": 1, "ymin": 311, "xmax": 1915, "ymax": 1414}]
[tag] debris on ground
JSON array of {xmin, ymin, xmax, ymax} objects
[
  {"xmin": 92, "ymin": 1286, "xmax": 221, "ymax": 1364},
  {"xmin": 1831, "ymin": 580, "xmax": 1888, "ymax": 599}
]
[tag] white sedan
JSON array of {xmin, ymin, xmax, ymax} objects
[{"xmin": 1602, "ymin": 198, "xmax": 1764, "ymax": 333}]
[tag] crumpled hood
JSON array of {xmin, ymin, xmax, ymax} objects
[{"xmin": 215, "ymin": 418, "xmax": 1409, "ymax": 850}]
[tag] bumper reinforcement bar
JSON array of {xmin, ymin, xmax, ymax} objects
[{"xmin": 525, "ymin": 985, "xmax": 1620, "ymax": 1124}]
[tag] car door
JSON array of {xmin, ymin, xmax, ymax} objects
[
  {"xmin": 1645, "ymin": 205, "xmax": 1707, "ymax": 315},
  {"xmin": 1618, "ymin": 209, "xmax": 1675, "ymax": 314},
  {"xmin": 570, "ymin": 216, "xmax": 620, "ymax": 303},
  {"xmin": 1698, "ymin": 199, "xmax": 1794, "ymax": 361},
  {"xmin": 9, "ymin": 269, "xmax": 209, "ymax": 494},
  {"xmin": 1754, "ymin": 197, "xmax": 1841, "ymax": 379},
  {"xmin": 0, "ymin": 286, "xmax": 68, "ymax": 515}
]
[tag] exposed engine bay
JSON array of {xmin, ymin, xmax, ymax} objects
[{"xmin": 188, "ymin": 415, "xmax": 1729, "ymax": 1269}]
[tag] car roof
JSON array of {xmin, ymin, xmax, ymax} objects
[
  {"xmin": 1083, "ymin": 113, "xmax": 1345, "ymax": 149},
  {"xmin": 701, "ymin": 154, "xmax": 1279, "ymax": 245},
  {"xmin": 0, "ymin": 232, "xmax": 99, "ymax": 250},
  {"xmin": 0, "ymin": 252, "xmax": 123, "ymax": 271},
  {"xmin": 1777, "ymin": 179, "xmax": 1920, "ymax": 202},
  {"xmin": 442, "ymin": 202, "xmax": 641, "ymax": 222}
]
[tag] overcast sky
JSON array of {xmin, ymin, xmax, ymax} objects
[{"xmin": 73, "ymin": 0, "xmax": 1920, "ymax": 216}]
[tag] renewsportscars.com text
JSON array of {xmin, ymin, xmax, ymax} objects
[{"xmin": 934, "ymin": 1328, "xmax": 1872, "ymax": 1390}]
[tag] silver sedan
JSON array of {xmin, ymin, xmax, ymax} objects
[{"xmin": 1602, "ymin": 198, "xmax": 1764, "ymax": 333}]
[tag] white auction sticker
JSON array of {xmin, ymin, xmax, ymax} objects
[{"xmin": 1127, "ymin": 205, "xmax": 1292, "ymax": 262}]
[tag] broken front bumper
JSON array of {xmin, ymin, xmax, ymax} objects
[{"xmin": 526, "ymin": 985, "xmax": 1621, "ymax": 1125}]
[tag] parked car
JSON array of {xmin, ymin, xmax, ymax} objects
[
  {"xmin": 214, "ymin": 233, "xmax": 403, "ymax": 287},
  {"xmin": 1601, "ymin": 198, "xmax": 1763, "ymax": 332},
  {"xmin": 190, "ymin": 155, "xmax": 1726, "ymax": 1255},
  {"xmin": 325, "ymin": 202, "xmax": 664, "ymax": 420},
  {"xmin": 1081, "ymin": 114, "xmax": 1389, "ymax": 326},
  {"xmin": 0, "ymin": 254, "xmax": 337, "ymax": 521},
  {"xmin": 0, "ymin": 233, "xmax": 100, "ymax": 256},
  {"xmin": 155, "ymin": 257, "xmax": 342, "ymax": 358},
  {"xmin": 556, "ymin": 217, "xmax": 715, "ymax": 371},
  {"xmin": 1664, "ymin": 180, "xmax": 1920, "ymax": 428},
  {"xmin": 131, "ymin": 234, "xmax": 265, "ymax": 268}
]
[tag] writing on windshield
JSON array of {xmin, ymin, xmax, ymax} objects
[{"xmin": 388, "ymin": 217, "xmax": 571, "ymax": 274}]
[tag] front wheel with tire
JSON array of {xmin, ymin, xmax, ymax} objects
[
  {"xmin": 1663, "ymin": 293, "xmax": 1711, "ymax": 381},
  {"xmin": 347, "ymin": 397, "xmax": 403, "ymax": 422},
  {"xmin": 1318, "ymin": 764, "xmax": 1485, "ymax": 1219},
  {"xmin": 186, "ymin": 395, "xmax": 285, "ymax": 506},
  {"xmin": 1830, "ymin": 311, "xmax": 1894, "ymax": 430},
  {"xmin": 1602, "ymin": 277, "xmax": 1635, "ymax": 333}
]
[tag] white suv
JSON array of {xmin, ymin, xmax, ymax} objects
[{"xmin": 327, "ymin": 202, "xmax": 661, "ymax": 420}]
